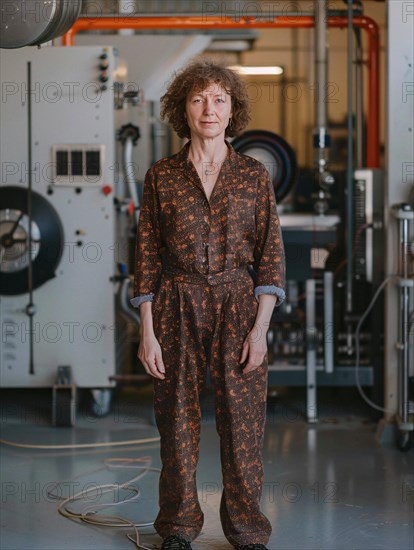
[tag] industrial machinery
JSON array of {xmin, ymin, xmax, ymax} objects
[
  {"xmin": 0, "ymin": 46, "xmax": 119, "ymax": 420},
  {"xmin": 1, "ymin": 3, "xmax": 402, "ymax": 434},
  {"xmin": 261, "ymin": 169, "xmax": 385, "ymax": 423}
]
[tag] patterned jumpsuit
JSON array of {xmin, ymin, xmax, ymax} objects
[{"xmin": 130, "ymin": 140, "xmax": 285, "ymax": 547}]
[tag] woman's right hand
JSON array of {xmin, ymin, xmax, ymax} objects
[
  {"xmin": 138, "ymin": 332, "xmax": 165, "ymax": 380},
  {"xmin": 138, "ymin": 301, "xmax": 165, "ymax": 380}
]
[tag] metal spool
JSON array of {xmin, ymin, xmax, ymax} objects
[
  {"xmin": 0, "ymin": 186, "xmax": 64, "ymax": 295},
  {"xmin": 0, "ymin": 0, "xmax": 82, "ymax": 49},
  {"xmin": 231, "ymin": 130, "xmax": 298, "ymax": 203}
]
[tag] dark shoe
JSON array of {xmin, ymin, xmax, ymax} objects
[
  {"xmin": 161, "ymin": 535, "xmax": 193, "ymax": 549},
  {"xmin": 235, "ymin": 545, "xmax": 269, "ymax": 550}
]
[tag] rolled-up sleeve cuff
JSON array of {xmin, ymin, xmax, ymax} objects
[
  {"xmin": 254, "ymin": 285, "xmax": 286, "ymax": 306},
  {"xmin": 130, "ymin": 293, "xmax": 154, "ymax": 308}
]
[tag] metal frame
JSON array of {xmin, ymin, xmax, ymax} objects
[
  {"xmin": 393, "ymin": 205, "xmax": 414, "ymax": 449},
  {"xmin": 267, "ymin": 273, "xmax": 341, "ymax": 424},
  {"xmin": 385, "ymin": 2, "xmax": 414, "ymax": 420},
  {"xmin": 306, "ymin": 279, "xmax": 318, "ymax": 423}
]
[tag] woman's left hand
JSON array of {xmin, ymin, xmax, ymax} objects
[{"xmin": 239, "ymin": 324, "xmax": 268, "ymax": 374}]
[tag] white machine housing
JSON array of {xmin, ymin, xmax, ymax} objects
[{"xmin": 0, "ymin": 46, "xmax": 117, "ymax": 388}]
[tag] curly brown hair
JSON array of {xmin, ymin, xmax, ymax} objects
[{"xmin": 160, "ymin": 57, "xmax": 251, "ymax": 139}]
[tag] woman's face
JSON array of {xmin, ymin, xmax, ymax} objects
[{"xmin": 185, "ymin": 82, "xmax": 232, "ymax": 142}]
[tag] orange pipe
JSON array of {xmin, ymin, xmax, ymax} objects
[{"xmin": 62, "ymin": 15, "xmax": 380, "ymax": 168}]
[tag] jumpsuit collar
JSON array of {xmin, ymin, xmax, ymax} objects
[
  {"xmin": 171, "ymin": 139, "xmax": 238, "ymax": 170},
  {"xmin": 171, "ymin": 140, "xmax": 239, "ymax": 203}
]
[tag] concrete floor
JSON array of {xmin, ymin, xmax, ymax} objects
[{"xmin": 1, "ymin": 386, "xmax": 413, "ymax": 550}]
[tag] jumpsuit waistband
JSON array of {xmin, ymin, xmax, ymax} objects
[{"xmin": 164, "ymin": 265, "xmax": 249, "ymax": 286}]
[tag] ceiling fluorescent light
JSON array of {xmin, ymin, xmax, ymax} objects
[
  {"xmin": 207, "ymin": 40, "xmax": 251, "ymax": 52},
  {"xmin": 229, "ymin": 65, "xmax": 284, "ymax": 75}
]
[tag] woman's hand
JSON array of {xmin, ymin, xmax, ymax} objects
[
  {"xmin": 239, "ymin": 293, "xmax": 277, "ymax": 374},
  {"xmin": 138, "ymin": 332, "xmax": 166, "ymax": 380},
  {"xmin": 239, "ymin": 324, "xmax": 268, "ymax": 374},
  {"xmin": 138, "ymin": 301, "xmax": 165, "ymax": 380}
]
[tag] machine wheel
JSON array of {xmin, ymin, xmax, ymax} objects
[
  {"xmin": 231, "ymin": 130, "xmax": 298, "ymax": 203},
  {"xmin": 90, "ymin": 389, "xmax": 113, "ymax": 417},
  {"xmin": 0, "ymin": 186, "xmax": 64, "ymax": 295},
  {"xmin": 397, "ymin": 431, "xmax": 412, "ymax": 452}
]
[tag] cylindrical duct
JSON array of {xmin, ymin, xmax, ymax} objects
[{"xmin": 0, "ymin": 0, "xmax": 82, "ymax": 49}]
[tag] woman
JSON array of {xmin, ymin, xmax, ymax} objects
[{"xmin": 130, "ymin": 58, "xmax": 286, "ymax": 550}]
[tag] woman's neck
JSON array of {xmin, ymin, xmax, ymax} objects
[{"xmin": 188, "ymin": 135, "xmax": 228, "ymax": 165}]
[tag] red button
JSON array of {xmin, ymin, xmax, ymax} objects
[
  {"xmin": 102, "ymin": 185, "xmax": 112, "ymax": 195},
  {"xmin": 128, "ymin": 200, "xmax": 135, "ymax": 216}
]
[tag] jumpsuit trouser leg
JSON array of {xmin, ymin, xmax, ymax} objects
[{"xmin": 151, "ymin": 268, "xmax": 272, "ymax": 546}]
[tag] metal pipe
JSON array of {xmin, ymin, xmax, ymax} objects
[
  {"xmin": 354, "ymin": 29, "xmax": 364, "ymax": 168},
  {"xmin": 346, "ymin": 2, "xmax": 354, "ymax": 319},
  {"xmin": 392, "ymin": 204, "xmax": 414, "ymax": 429},
  {"xmin": 291, "ymin": 28, "xmax": 299, "ymax": 153},
  {"xmin": 324, "ymin": 271, "xmax": 334, "ymax": 374},
  {"xmin": 118, "ymin": 0, "xmax": 136, "ymax": 36},
  {"xmin": 399, "ymin": 212, "xmax": 411, "ymax": 423},
  {"xmin": 77, "ymin": 9, "xmax": 363, "ymax": 19},
  {"xmin": 315, "ymin": 2, "xmax": 328, "ymax": 131},
  {"xmin": 62, "ymin": 15, "xmax": 380, "ymax": 168},
  {"xmin": 26, "ymin": 61, "xmax": 35, "ymax": 376},
  {"xmin": 363, "ymin": 17, "xmax": 380, "ymax": 169},
  {"xmin": 306, "ymin": 279, "xmax": 318, "ymax": 423},
  {"xmin": 279, "ymin": 75, "xmax": 286, "ymax": 138},
  {"xmin": 63, "ymin": 15, "xmax": 320, "ymax": 34},
  {"xmin": 119, "ymin": 277, "xmax": 141, "ymax": 328},
  {"xmin": 313, "ymin": 1, "xmax": 333, "ymax": 210},
  {"xmin": 122, "ymin": 136, "xmax": 140, "ymax": 224},
  {"xmin": 151, "ymin": 101, "xmax": 166, "ymax": 164}
]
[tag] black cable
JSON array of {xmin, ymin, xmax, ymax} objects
[
  {"xmin": 345, "ymin": 0, "xmax": 354, "ymax": 316},
  {"xmin": 355, "ymin": 277, "xmax": 395, "ymax": 414}
]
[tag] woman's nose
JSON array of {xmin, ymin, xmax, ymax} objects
[{"xmin": 203, "ymin": 99, "xmax": 214, "ymax": 115}]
